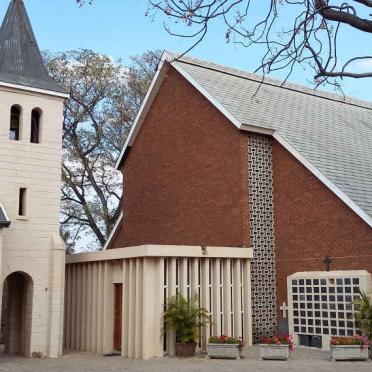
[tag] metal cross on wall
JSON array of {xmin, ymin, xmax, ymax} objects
[
  {"xmin": 280, "ymin": 302, "xmax": 288, "ymax": 318},
  {"xmin": 323, "ymin": 256, "xmax": 332, "ymax": 272}
]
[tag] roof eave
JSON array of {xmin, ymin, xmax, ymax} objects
[
  {"xmin": 115, "ymin": 51, "xmax": 171, "ymax": 169},
  {"xmin": 115, "ymin": 51, "xmax": 244, "ymax": 170},
  {"xmin": 102, "ymin": 212, "xmax": 123, "ymax": 250},
  {"xmin": 114, "ymin": 51, "xmax": 372, "ymax": 230},
  {"xmin": 0, "ymin": 80, "xmax": 70, "ymax": 99},
  {"xmin": 273, "ymin": 132, "xmax": 372, "ymax": 228}
]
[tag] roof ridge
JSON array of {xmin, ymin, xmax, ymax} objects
[{"xmin": 171, "ymin": 53, "xmax": 372, "ymax": 111}]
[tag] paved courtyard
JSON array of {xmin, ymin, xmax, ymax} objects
[{"xmin": 0, "ymin": 346, "xmax": 371, "ymax": 372}]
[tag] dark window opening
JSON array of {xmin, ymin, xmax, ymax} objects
[
  {"xmin": 299, "ymin": 334, "xmax": 322, "ymax": 348},
  {"xmin": 18, "ymin": 188, "xmax": 27, "ymax": 216},
  {"xmin": 10, "ymin": 105, "xmax": 21, "ymax": 140},
  {"xmin": 30, "ymin": 108, "xmax": 41, "ymax": 143}
]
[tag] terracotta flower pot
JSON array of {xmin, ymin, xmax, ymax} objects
[{"xmin": 175, "ymin": 341, "xmax": 196, "ymax": 357}]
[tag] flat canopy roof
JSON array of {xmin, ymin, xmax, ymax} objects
[{"xmin": 66, "ymin": 245, "xmax": 253, "ymax": 264}]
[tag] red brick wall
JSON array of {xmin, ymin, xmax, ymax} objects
[
  {"xmin": 110, "ymin": 66, "xmax": 250, "ymax": 249},
  {"xmin": 272, "ymin": 140, "xmax": 372, "ymax": 319}
]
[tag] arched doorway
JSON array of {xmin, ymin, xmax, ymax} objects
[{"xmin": 0, "ymin": 272, "xmax": 33, "ymax": 356}]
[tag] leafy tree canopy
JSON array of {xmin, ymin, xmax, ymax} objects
[{"xmin": 45, "ymin": 49, "xmax": 161, "ymax": 251}]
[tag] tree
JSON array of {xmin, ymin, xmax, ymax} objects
[
  {"xmin": 144, "ymin": 1, "xmax": 372, "ymax": 85},
  {"xmin": 45, "ymin": 49, "xmax": 161, "ymax": 251}
]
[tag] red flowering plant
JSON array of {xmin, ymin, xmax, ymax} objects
[
  {"xmin": 330, "ymin": 335, "xmax": 369, "ymax": 350},
  {"xmin": 261, "ymin": 335, "xmax": 295, "ymax": 352},
  {"xmin": 208, "ymin": 335, "xmax": 245, "ymax": 351}
]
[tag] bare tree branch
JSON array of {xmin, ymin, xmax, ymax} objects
[{"xmin": 142, "ymin": 0, "xmax": 372, "ymax": 83}]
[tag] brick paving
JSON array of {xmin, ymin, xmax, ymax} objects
[{"xmin": 0, "ymin": 346, "xmax": 371, "ymax": 372}]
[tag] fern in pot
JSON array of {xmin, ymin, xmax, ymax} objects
[
  {"xmin": 353, "ymin": 290, "xmax": 372, "ymax": 339},
  {"xmin": 352, "ymin": 290, "xmax": 372, "ymax": 358},
  {"xmin": 163, "ymin": 293, "xmax": 210, "ymax": 357}
]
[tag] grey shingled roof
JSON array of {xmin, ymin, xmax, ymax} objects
[
  {"xmin": 0, "ymin": 204, "xmax": 10, "ymax": 227},
  {"xmin": 173, "ymin": 55, "xmax": 372, "ymax": 221},
  {"xmin": 0, "ymin": 0, "xmax": 68, "ymax": 94}
]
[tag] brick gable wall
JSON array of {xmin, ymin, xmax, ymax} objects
[
  {"xmin": 110, "ymin": 63, "xmax": 372, "ymax": 339},
  {"xmin": 272, "ymin": 139, "xmax": 372, "ymax": 320},
  {"xmin": 110, "ymin": 67, "xmax": 250, "ymax": 249}
]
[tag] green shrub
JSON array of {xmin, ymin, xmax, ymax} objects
[
  {"xmin": 163, "ymin": 293, "xmax": 210, "ymax": 343},
  {"xmin": 352, "ymin": 290, "xmax": 372, "ymax": 339}
]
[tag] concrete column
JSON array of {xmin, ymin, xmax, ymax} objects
[
  {"xmin": 0, "ymin": 230, "xmax": 3, "ymax": 343},
  {"xmin": 223, "ymin": 259, "xmax": 232, "ymax": 336},
  {"xmin": 233, "ymin": 259, "xmax": 242, "ymax": 338},
  {"xmin": 122, "ymin": 259, "xmax": 129, "ymax": 357},
  {"xmin": 190, "ymin": 258, "xmax": 198, "ymax": 297},
  {"xmin": 179, "ymin": 258, "xmax": 188, "ymax": 296},
  {"xmin": 200, "ymin": 258, "xmax": 210, "ymax": 350},
  {"xmin": 127, "ymin": 259, "xmax": 135, "ymax": 357},
  {"xmin": 134, "ymin": 258, "xmax": 142, "ymax": 358},
  {"xmin": 141, "ymin": 257, "xmax": 162, "ymax": 359},
  {"xmin": 167, "ymin": 258, "xmax": 177, "ymax": 356},
  {"xmin": 102, "ymin": 261, "xmax": 114, "ymax": 353},
  {"xmin": 243, "ymin": 259, "xmax": 252, "ymax": 346},
  {"xmin": 47, "ymin": 235, "xmax": 65, "ymax": 357},
  {"xmin": 212, "ymin": 258, "xmax": 221, "ymax": 336}
]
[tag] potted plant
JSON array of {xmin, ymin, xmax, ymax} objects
[
  {"xmin": 163, "ymin": 293, "xmax": 209, "ymax": 357},
  {"xmin": 353, "ymin": 290, "xmax": 372, "ymax": 336},
  {"xmin": 207, "ymin": 335, "xmax": 244, "ymax": 359},
  {"xmin": 259, "ymin": 335, "xmax": 294, "ymax": 360},
  {"xmin": 330, "ymin": 336, "xmax": 369, "ymax": 361},
  {"xmin": 352, "ymin": 289, "xmax": 372, "ymax": 358}
]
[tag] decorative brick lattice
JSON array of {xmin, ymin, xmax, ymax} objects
[{"xmin": 248, "ymin": 134, "xmax": 277, "ymax": 341}]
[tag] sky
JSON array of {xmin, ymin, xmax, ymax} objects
[
  {"xmin": 1, "ymin": 0, "xmax": 371, "ymax": 101},
  {"xmin": 2, "ymin": 0, "xmax": 369, "ymax": 251}
]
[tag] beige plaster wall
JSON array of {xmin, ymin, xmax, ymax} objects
[
  {"xmin": 0, "ymin": 86, "xmax": 66, "ymax": 357},
  {"xmin": 65, "ymin": 245, "xmax": 253, "ymax": 359}
]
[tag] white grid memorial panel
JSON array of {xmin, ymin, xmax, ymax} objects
[{"xmin": 288, "ymin": 271, "xmax": 372, "ymax": 349}]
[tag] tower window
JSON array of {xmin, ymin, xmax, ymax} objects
[
  {"xmin": 9, "ymin": 105, "xmax": 21, "ymax": 140},
  {"xmin": 18, "ymin": 188, "xmax": 27, "ymax": 216},
  {"xmin": 30, "ymin": 108, "xmax": 41, "ymax": 143}
]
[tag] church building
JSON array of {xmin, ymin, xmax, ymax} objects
[
  {"xmin": 1, "ymin": 0, "xmax": 370, "ymax": 361},
  {"xmin": 65, "ymin": 51, "xmax": 372, "ymax": 356},
  {"xmin": 0, "ymin": 0, "xmax": 68, "ymax": 357}
]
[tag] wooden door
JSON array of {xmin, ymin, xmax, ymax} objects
[{"xmin": 113, "ymin": 284, "xmax": 123, "ymax": 351}]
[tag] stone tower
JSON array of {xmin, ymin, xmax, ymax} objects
[{"xmin": 0, "ymin": 0, "xmax": 68, "ymax": 357}]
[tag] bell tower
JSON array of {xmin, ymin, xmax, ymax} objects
[{"xmin": 0, "ymin": 0, "xmax": 69, "ymax": 357}]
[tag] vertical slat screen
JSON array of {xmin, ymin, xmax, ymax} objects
[{"xmin": 64, "ymin": 255, "xmax": 252, "ymax": 357}]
